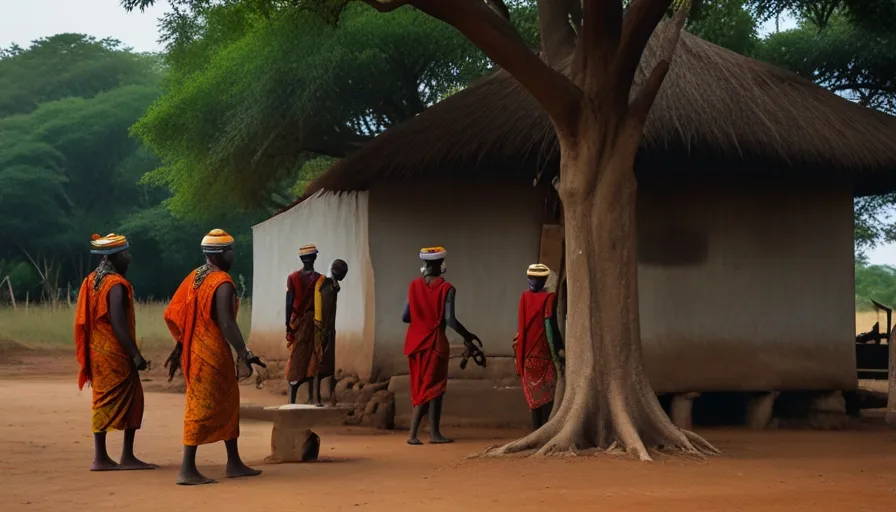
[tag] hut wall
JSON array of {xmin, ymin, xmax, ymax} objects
[
  {"xmin": 249, "ymin": 192, "xmax": 376, "ymax": 380},
  {"xmin": 637, "ymin": 180, "xmax": 857, "ymax": 392},
  {"xmin": 365, "ymin": 179, "xmax": 856, "ymax": 392},
  {"xmin": 366, "ymin": 181, "xmax": 544, "ymax": 380}
]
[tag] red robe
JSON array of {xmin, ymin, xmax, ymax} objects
[
  {"xmin": 515, "ymin": 289, "xmax": 558, "ymax": 409},
  {"xmin": 404, "ymin": 277, "xmax": 453, "ymax": 407},
  {"xmin": 285, "ymin": 270, "xmax": 323, "ymax": 383}
]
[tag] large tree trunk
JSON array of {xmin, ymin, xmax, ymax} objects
[
  {"xmin": 486, "ymin": 108, "xmax": 717, "ymax": 460},
  {"xmin": 365, "ymin": 0, "xmax": 719, "ymax": 460}
]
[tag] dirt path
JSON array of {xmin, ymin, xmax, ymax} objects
[{"xmin": 2, "ymin": 353, "xmax": 896, "ymax": 511}]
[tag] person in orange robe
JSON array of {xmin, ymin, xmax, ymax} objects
[
  {"xmin": 402, "ymin": 246, "xmax": 483, "ymax": 445},
  {"xmin": 513, "ymin": 263, "xmax": 565, "ymax": 431},
  {"xmin": 284, "ymin": 243, "xmax": 324, "ymax": 404},
  {"xmin": 73, "ymin": 233, "xmax": 155, "ymax": 471},
  {"xmin": 163, "ymin": 229, "xmax": 266, "ymax": 486}
]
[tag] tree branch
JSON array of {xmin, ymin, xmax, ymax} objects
[
  {"xmin": 364, "ymin": 0, "xmax": 413, "ymax": 12},
  {"xmin": 485, "ymin": 0, "xmax": 511, "ymax": 20},
  {"xmin": 625, "ymin": 3, "xmax": 689, "ymax": 133},
  {"xmin": 399, "ymin": 0, "xmax": 583, "ymax": 131},
  {"xmin": 616, "ymin": 0, "xmax": 674, "ymax": 91},
  {"xmin": 303, "ymin": 129, "xmax": 372, "ymax": 158},
  {"xmin": 537, "ymin": 0, "xmax": 578, "ymax": 66},
  {"xmin": 574, "ymin": 0, "xmax": 624, "ymax": 81}
]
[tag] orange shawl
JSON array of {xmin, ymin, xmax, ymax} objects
[
  {"xmin": 164, "ymin": 267, "xmax": 241, "ymax": 446},
  {"xmin": 73, "ymin": 271, "xmax": 144, "ymax": 432}
]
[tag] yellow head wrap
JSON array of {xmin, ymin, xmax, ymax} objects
[
  {"xmin": 526, "ymin": 263, "xmax": 551, "ymax": 278},
  {"xmin": 201, "ymin": 228, "xmax": 235, "ymax": 254},
  {"xmin": 419, "ymin": 246, "xmax": 447, "ymax": 261},
  {"xmin": 90, "ymin": 233, "xmax": 129, "ymax": 255},
  {"xmin": 298, "ymin": 244, "xmax": 319, "ymax": 257}
]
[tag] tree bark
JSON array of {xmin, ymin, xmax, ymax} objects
[{"xmin": 485, "ymin": 109, "xmax": 717, "ymax": 459}]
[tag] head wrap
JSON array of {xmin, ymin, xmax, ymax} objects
[
  {"xmin": 526, "ymin": 263, "xmax": 551, "ymax": 278},
  {"xmin": 201, "ymin": 228, "xmax": 235, "ymax": 254},
  {"xmin": 419, "ymin": 246, "xmax": 447, "ymax": 261},
  {"xmin": 299, "ymin": 244, "xmax": 319, "ymax": 257},
  {"xmin": 90, "ymin": 233, "xmax": 129, "ymax": 255}
]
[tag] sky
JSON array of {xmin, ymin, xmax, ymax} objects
[
  {"xmin": 2, "ymin": 1, "xmax": 893, "ymax": 265},
  {"xmin": 0, "ymin": 0, "xmax": 171, "ymax": 52}
]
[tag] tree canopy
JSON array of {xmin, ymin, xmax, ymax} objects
[
  {"xmin": 0, "ymin": 34, "xmax": 257, "ymax": 302},
  {"xmin": 129, "ymin": 0, "xmax": 539, "ymax": 218}
]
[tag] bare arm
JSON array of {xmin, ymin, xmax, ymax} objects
[
  {"xmin": 285, "ymin": 276, "xmax": 295, "ymax": 330},
  {"xmin": 108, "ymin": 284, "xmax": 142, "ymax": 363},
  {"xmin": 402, "ymin": 300, "xmax": 411, "ymax": 324},
  {"xmin": 320, "ymin": 281, "xmax": 338, "ymax": 344},
  {"xmin": 547, "ymin": 295, "xmax": 564, "ymax": 352},
  {"xmin": 213, "ymin": 282, "xmax": 247, "ymax": 356},
  {"xmin": 286, "ymin": 290, "xmax": 294, "ymax": 328},
  {"xmin": 444, "ymin": 288, "xmax": 473, "ymax": 340}
]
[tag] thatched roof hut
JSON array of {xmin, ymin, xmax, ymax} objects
[
  {"xmin": 304, "ymin": 31, "xmax": 896, "ymax": 198},
  {"xmin": 252, "ymin": 33, "xmax": 896, "ymax": 422}
]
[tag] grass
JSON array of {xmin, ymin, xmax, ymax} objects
[
  {"xmin": 0, "ymin": 301, "xmax": 252, "ymax": 352},
  {"xmin": 1, "ymin": 302, "xmax": 879, "ymax": 349},
  {"xmin": 856, "ymin": 309, "xmax": 890, "ymax": 335}
]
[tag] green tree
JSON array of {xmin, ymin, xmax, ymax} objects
[
  {"xmin": 688, "ymin": 0, "xmax": 759, "ymax": 55},
  {"xmin": 855, "ymin": 262, "xmax": 896, "ymax": 310},
  {"xmin": 0, "ymin": 34, "xmax": 157, "ymax": 117},
  {"xmin": 126, "ymin": 0, "xmax": 538, "ymax": 218}
]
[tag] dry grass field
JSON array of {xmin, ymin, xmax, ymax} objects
[
  {"xmin": 0, "ymin": 304, "xmax": 879, "ymax": 350},
  {"xmin": 855, "ymin": 308, "xmax": 890, "ymax": 336},
  {"xmin": 0, "ymin": 301, "xmax": 252, "ymax": 351}
]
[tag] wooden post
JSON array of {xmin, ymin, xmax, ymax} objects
[
  {"xmin": 670, "ymin": 392, "xmax": 700, "ymax": 430},
  {"xmin": 747, "ymin": 391, "xmax": 779, "ymax": 429},
  {"xmin": 25, "ymin": 292, "xmax": 29, "ymax": 314},
  {"xmin": 2, "ymin": 276, "xmax": 15, "ymax": 310},
  {"xmin": 887, "ymin": 327, "xmax": 896, "ymax": 425}
]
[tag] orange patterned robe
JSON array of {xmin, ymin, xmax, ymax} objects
[
  {"xmin": 164, "ymin": 266, "xmax": 240, "ymax": 446},
  {"xmin": 74, "ymin": 268, "xmax": 144, "ymax": 433}
]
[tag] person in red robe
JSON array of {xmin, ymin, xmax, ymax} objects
[
  {"xmin": 402, "ymin": 246, "xmax": 482, "ymax": 445},
  {"xmin": 513, "ymin": 263, "xmax": 565, "ymax": 430},
  {"xmin": 284, "ymin": 243, "xmax": 324, "ymax": 404}
]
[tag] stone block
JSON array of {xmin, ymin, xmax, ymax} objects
[{"xmin": 265, "ymin": 427, "xmax": 320, "ymax": 464}]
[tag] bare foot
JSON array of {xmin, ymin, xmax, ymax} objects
[
  {"xmin": 118, "ymin": 456, "xmax": 158, "ymax": 470},
  {"xmin": 176, "ymin": 468, "xmax": 216, "ymax": 486},
  {"xmin": 226, "ymin": 462, "xmax": 262, "ymax": 479},
  {"xmin": 429, "ymin": 435, "xmax": 454, "ymax": 444},
  {"xmin": 90, "ymin": 456, "xmax": 120, "ymax": 471},
  {"xmin": 407, "ymin": 438, "xmax": 423, "ymax": 446}
]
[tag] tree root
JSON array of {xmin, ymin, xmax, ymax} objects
[{"xmin": 475, "ymin": 421, "xmax": 719, "ymax": 462}]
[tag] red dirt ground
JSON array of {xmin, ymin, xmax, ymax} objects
[{"xmin": 2, "ymin": 350, "xmax": 896, "ymax": 511}]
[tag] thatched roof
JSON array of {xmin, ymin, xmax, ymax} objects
[{"xmin": 302, "ymin": 31, "xmax": 896, "ymax": 202}]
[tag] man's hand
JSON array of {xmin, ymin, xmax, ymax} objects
[
  {"xmin": 460, "ymin": 334, "xmax": 486, "ymax": 369},
  {"xmin": 245, "ymin": 350, "xmax": 267, "ymax": 370},
  {"xmin": 164, "ymin": 343, "xmax": 183, "ymax": 382},
  {"xmin": 237, "ymin": 349, "xmax": 267, "ymax": 380},
  {"xmin": 286, "ymin": 331, "xmax": 296, "ymax": 346},
  {"xmin": 133, "ymin": 353, "xmax": 149, "ymax": 372}
]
